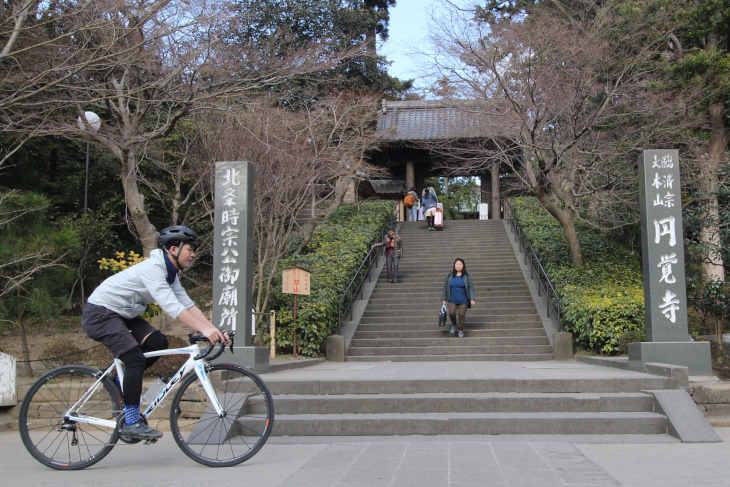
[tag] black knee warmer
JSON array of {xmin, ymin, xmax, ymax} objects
[
  {"xmin": 118, "ymin": 347, "xmax": 146, "ymax": 406},
  {"xmin": 140, "ymin": 330, "xmax": 169, "ymax": 369}
]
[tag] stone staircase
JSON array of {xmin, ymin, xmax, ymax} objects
[
  {"xmin": 261, "ymin": 369, "xmax": 672, "ymax": 436},
  {"xmin": 258, "ymin": 219, "xmax": 679, "ymax": 438},
  {"xmin": 347, "ymin": 219, "xmax": 554, "ymax": 362}
]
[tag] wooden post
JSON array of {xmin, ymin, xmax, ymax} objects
[
  {"xmin": 406, "ymin": 160, "xmax": 415, "ymax": 191},
  {"xmin": 282, "ymin": 266, "xmax": 310, "ymax": 360},
  {"xmin": 292, "ymin": 294, "xmax": 298, "ymax": 359},
  {"xmin": 491, "ymin": 164, "xmax": 501, "ymax": 220},
  {"xmin": 269, "ymin": 310, "xmax": 276, "ymax": 360}
]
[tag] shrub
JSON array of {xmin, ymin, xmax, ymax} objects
[
  {"xmin": 261, "ymin": 201, "xmax": 394, "ymax": 357},
  {"xmin": 511, "ymin": 197, "xmax": 645, "ymax": 354}
]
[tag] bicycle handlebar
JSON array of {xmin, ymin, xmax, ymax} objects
[{"xmin": 188, "ymin": 331, "xmax": 235, "ymax": 361}]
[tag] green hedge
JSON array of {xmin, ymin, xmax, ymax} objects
[
  {"xmin": 510, "ymin": 198, "xmax": 645, "ymax": 354},
  {"xmin": 260, "ymin": 201, "xmax": 394, "ymax": 357}
]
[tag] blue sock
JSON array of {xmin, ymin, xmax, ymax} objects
[{"xmin": 125, "ymin": 405, "xmax": 140, "ymax": 426}]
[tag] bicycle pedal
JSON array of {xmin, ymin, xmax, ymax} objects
[{"xmin": 143, "ymin": 438, "xmax": 158, "ymax": 445}]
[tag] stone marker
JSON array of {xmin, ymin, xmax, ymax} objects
[
  {"xmin": 212, "ymin": 161, "xmax": 268, "ymax": 372},
  {"xmin": 629, "ymin": 150, "xmax": 711, "ymax": 375},
  {"xmin": 0, "ymin": 352, "xmax": 17, "ymax": 406}
]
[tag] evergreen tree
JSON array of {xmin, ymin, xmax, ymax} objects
[
  {"xmin": 226, "ymin": 0, "xmax": 411, "ymax": 101},
  {"xmin": 0, "ymin": 191, "xmax": 78, "ymax": 376}
]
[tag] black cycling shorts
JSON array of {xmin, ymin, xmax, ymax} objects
[{"xmin": 81, "ymin": 303, "xmax": 158, "ymax": 358}]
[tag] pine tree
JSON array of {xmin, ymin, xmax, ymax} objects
[{"xmin": 0, "ymin": 191, "xmax": 78, "ymax": 376}]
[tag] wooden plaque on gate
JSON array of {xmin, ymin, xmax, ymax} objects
[{"xmin": 282, "ymin": 267, "xmax": 311, "ymax": 295}]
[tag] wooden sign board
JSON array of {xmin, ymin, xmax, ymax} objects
[{"xmin": 282, "ymin": 267, "xmax": 311, "ymax": 295}]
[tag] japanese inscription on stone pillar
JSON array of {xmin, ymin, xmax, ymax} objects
[
  {"xmin": 639, "ymin": 150, "xmax": 688, "ymax": 342},
  {"xmin": 212, "ymin": 161, "xmax": 254, "ymax": 346}
]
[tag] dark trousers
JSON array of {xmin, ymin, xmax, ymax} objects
[
  {"xmin": 387, "ymin": 252, "xmax": 400, "ymax": 281},
  {"xmin": 447, "ymin": 302, "xmax": 468, "ymax": 331}
]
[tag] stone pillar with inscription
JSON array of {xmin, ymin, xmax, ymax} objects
[
  {"xmin": 628, "ymin": 150, "xmax": 712, "ymax": 375},
  {"xmin": 212, "ymin": 161, "xmax": 269, "ymax": 372}
]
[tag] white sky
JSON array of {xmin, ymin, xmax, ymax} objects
[{"xmin": 379, "ymin": 0, "xmax": 442, "ymax": 86}]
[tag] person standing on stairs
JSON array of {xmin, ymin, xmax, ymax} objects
[
  {"xmin": 371, "ymin": 229, "xmax": 403, "ymax": 283},
  {"xmin": 421, "ymin": 187, "xmax": 438, "ymax": 230},
  {"xmin": 441, "ymin": 258, "xmax": 476, "ymax": 338},
  {"xmin": 405, "ymin": 187, "xmax": 419, "ymax": 221}
]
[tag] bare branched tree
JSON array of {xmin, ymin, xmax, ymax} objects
[
  {"xmin": 3, "ymin": 0, "xmax": 356, "ymax": 254},
  {"xmin": 195, "ymin": 93, "xmax": 382, "ymax": 322},
  {"xmin": 424, "ymin": 0, "xmax": 681, "ymax": 266}
]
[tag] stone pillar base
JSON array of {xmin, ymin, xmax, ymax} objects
[
  {"xmin": 628, "ymin": 341, "xmax": 712, "ymax": 376},
  {"xmin": 553, "ymin": 332, "xmax": 573, "ymax": 360},
  {"xmin": 213, "ymin": 346, "xmax": 269, "ymax": 373},
  {"xmin": 326, "ymin": 335, "xmax": 346, "ymax": 362}
]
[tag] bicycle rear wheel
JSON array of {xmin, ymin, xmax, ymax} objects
[
  {"xmin": 170, "ymin": 364, "xmax": 275, "ymax": 467},
  {"xmin": 19, "ymin": 365, "xmax": 122, "ymax": 470}
]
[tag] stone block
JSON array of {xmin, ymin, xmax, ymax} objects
[
  {"xmin": 705, "ymin": 404, "xmax": 730, "ymax": 417},
  {"xmin": 644, "ymin": 362, "xmax": 689, "ymax": 388},
  {"xmin": 213, "ymin": 346, "xmax": 269, "ymax": 373},
  {"xmin": 647, "ymin": 389, "xmax": 721, "ymax": 443},
  {"xmin": 553, "ymin": 332, "xmax": 573, "ymax": 360},
  {"xmin": 628, "ymin": 341, "xmax": 712, "ymax": 376},
  {"xmin": 326, "ymin": 335, "xmax": 346, "ymax": 362},
  {"xmin": 692, "ymin": 383, "xmax": 730, "ymax": 405},
  {"xmin": 0, "ymin": 353, "xmax": 17, "ymax": 407}
]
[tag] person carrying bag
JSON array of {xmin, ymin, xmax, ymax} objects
[{"xmin": 441, "ymin": 258, "xmax": 476, "ymax": 338}]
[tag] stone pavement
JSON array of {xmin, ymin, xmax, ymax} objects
[{"xmin": 2, "ymin": 429, "xmax": 730, "ymax": 487}]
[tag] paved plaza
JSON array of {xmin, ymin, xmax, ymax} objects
[
  {"xmin": 3, "ymin": 360, "xmax": 727, "ymax": 486},
  {"xmin": 2, "ymin": 429, "xmax": 729, "ymax": 486}
]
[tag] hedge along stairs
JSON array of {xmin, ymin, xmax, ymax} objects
[{"xmin": 347, "ymin": 219, "xmax": 554, "ymax": 362}]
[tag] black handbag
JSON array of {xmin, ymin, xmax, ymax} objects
[{"xmin": 438, "ymin": 304, "xmax": 447, "ymax": 327}]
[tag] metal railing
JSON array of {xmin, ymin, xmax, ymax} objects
[
  {"xmin": 503, "ymin": 199, "xmax": 562, "ymax": 330},
  {"xmin": 336, "ymin": 202, "xmax": 399, "ymax": 334}
]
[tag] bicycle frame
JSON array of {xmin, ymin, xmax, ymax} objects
[{"xmin": 65, "ymin": 343, "xmax": 224, "ymax": 429}]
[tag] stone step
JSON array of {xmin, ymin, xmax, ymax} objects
[
  {"xmin": 367, "ymin": 296, "xmax": 535, "ymax": 305},
  {"xmin": 350, "ymin": 337, "xmax": 550, "ymax": 347},
  {"xmin": 264, "ymin": 377, "xmax": 672, "ymax": 395},
  {"xmin": 363, "ymin": 302, "xmax": 539, "ymax": 313},
  {"xmin": 362, "ymin": 310, "xmax": 540, "ymax": 319},
  {"xmin": 347, "ymin": 345, "xmax": 555, "ymax": 356},
  {"xmin": 368, "ymin": 290, "xmax": 533, "ymax": 299},
  {"xmin": 258, "ymin": 412, "xmax": 666, "ymax": 436},
  {"xmin": 345, "ymin": 354, "xmax": 554, "ymax": 362},
  {"xmin": 271, "ymin": 392, "xmax": 655, "ymax": 415},
  {"xmin": 393, "ymin": 267, "xmax": 524, "ymax": 274},
  {"xmin": 353, "ymin": 328, "xmax": 548, "ymax": 339},
  {"xmin": 373, "ymin": 276, "xmax": 526, "ymax": 282},
  {"xmin": 356, "ymin": 321, "xmax": 545, "ymax": 330}
]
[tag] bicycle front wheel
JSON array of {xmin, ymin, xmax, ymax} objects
[
  {"xmin": 19, "ymin": 365, "xmax": 122, "ymax": 470},
  {"xmin": 170, "ymin": 364, "xmax": 275, "ymax": 467}
]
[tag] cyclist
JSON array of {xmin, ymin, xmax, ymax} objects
[{"xmin": 81, "ymin": 226, "xmax": 229, "ymax": 440}]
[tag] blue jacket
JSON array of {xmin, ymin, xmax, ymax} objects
[
  {"xmin": 441, "ymin": 272, "xmax": 475, "ymax": 303},
  {"xmin": 422, "ymin": 192, "xmax": 438, "ymax": 211},
  {"xmin": 88, "ymin": 249, "xmax": 195, "ymax": 319}
]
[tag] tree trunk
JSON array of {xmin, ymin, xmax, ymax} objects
[
  {"xmin": 538, "ymin": 195, "xmax": 584, "ymax": 267},
  {"xmin": 17, "ymin": 292, "xmax": 32, "ymax": 377},
  {"xmin": 558, "ymin": 212, "xmax": 583, "ymax": 267},
  {"xmin": 120, "ymin": 149, "xmax": 160, "ymax": 256},
  {"xmin": 698, "ymin": 102, "xmax": 727, "ymax": 283}
]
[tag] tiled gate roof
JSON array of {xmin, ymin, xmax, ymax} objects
[{"xmin": 376, "ymin": 100, "xmax": 488, "ymax": 141}]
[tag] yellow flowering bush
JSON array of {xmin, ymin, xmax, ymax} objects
[{"xmin": 98, "ymin": 251, "xmax": 162, "ymax": 319}]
